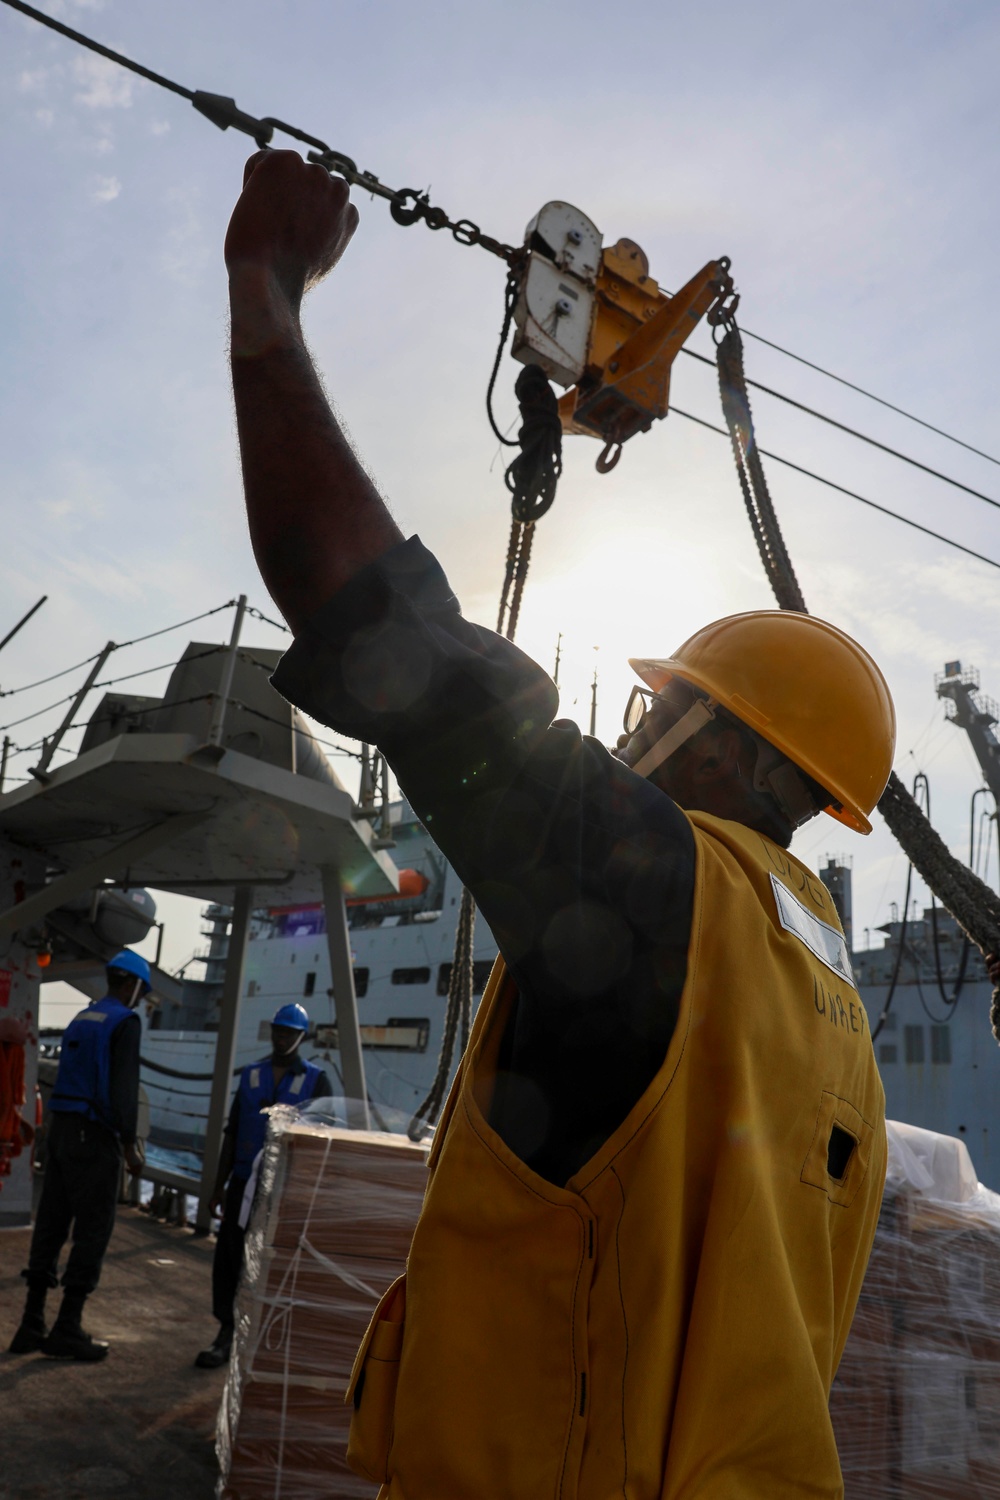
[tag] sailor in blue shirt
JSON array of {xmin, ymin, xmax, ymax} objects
[
  {"xmin": 195, "ymin": 1002, "xmax": 332, "ymax": 1368},
  {"xmin": 9, "ymin": 949, "xmax": 150, "ymax": 1362}
]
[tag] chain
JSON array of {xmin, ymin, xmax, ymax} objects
[{"xmin": 307, "ymin": 149, "xmax": 518, "ymax": 263}]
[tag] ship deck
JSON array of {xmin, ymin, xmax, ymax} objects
[{"xmin": 0, "ymin": 1181, "xmax": 223, "ymax": 1499}]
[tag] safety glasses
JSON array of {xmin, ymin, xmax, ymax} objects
[{"xmin": 623, "ymin": 685, "xmax": 661, "ymax": 737}]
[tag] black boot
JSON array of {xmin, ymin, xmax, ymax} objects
[
  {"xmin": 41, "ymin": 1289, "xmax": 109, "ymax": 1362},
  {"xmin": 8, "ymin": 1283, "xmax": 48, "ymax": 1355},
  {"xmin": 194, "ymin": 1321, "xmax": 233, "ymax": 1369}
]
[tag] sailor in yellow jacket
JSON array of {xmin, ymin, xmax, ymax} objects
[{"xmin": 224, "ymin": 150, "xmax": 893, "ymax": 1500}]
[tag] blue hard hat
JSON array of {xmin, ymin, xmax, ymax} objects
[
  {"xmin": 107, "ymin": 949, "xmax": 151, "ymax": 989},
  {"xmin": 272, "ymin": 1002, "xmax": 309, "ymax": 1032}
]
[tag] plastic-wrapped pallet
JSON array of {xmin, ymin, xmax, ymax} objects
[
  {"xmin": 832, "ymin": 1120, "xmax": 1000, "ymax": 1498},
  {"xmin": 217, "ymin": 1104, "xmax": 428, "ymax": 1500}
]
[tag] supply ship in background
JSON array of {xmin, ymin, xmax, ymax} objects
[
  {"xmin": 138, "ymin": 816, "xmax": 1000, "ymax": 1180},
  {"xmin": 141, "ymin": 796, "xmax": 500, "ymax": 1142},
  {"xmin": 34, "ymin": 640, "xmax": 1000, "ymax": 1187}
]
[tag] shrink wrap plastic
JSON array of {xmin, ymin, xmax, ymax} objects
[
  {"xmin": 217, "ymin": 1110, "xmax": 1000, "ymax": 1498},
  {"xmin": 217, "ymin": 1104, "xmax": 427, "ymax": 1500},
  {"xmin": 832, "ymin": 1120, "xmax": 1000, "ymax": 1497}
]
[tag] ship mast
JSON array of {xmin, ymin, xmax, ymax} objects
[{"xmin": 936, "ymin": 663, "xmax": 1000, "ymax": 804}]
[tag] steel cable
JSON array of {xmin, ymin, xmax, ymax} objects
[
  {"xmin": 685, "ymin": 345, "xmax": 1000, "ymax": 513},
  {"xmin": 672, "ymin": 407, "xmax": 1000, "ymax": 573}
]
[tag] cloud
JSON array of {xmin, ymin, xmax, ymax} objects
[
  {"xmin": 35, "ymin": 109, "xmax": 54, "ymax": 127},
  {"xmin": 47, "ymin": 0, "xmax": 108, "ymax": 14},
  {"xmin": 49, "ymin": 548, "xmax": 145, "ymax": 604},
  {"xmin": 90, "ymin": 174, "xmax": 121, "ymax": 204},
  {"xmin": 73, "ymin": 54, "xmax": 134, "ymax": 109},
  {"xmin": 150, "ymin": 120, "xmax": 171, "ymax": 137},
  {"xmin": 157, "ymin": 184, "xmax": 209, "ymax": 286},
  {"xmin": 18, "ymin": 68, "xmax": 53, "ymax": 93}
]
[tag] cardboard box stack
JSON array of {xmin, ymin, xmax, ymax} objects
[
  {"xmin": 831, "ymin": 1121, "xmax": 1000, "ymax": 1498},
  {"xmin": 217, "ymin": 1109, "xmax": 428, "ymax": 1500}
]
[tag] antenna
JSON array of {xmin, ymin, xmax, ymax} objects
[
  {"xmin": 553, "ymin": 632, "xmax": 562, "ymax": 688},
  {"xmin": 589, "ymin": 648, "xmax": 599, "ymax": 738}
]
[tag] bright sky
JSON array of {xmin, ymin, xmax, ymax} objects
[{"xmin": 2, "ymin": 0, "xmax": 1000, "ymax": 1025}]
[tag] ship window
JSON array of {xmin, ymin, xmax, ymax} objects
[
  {"xmin": 437, "ymin": 960, "xmax": 496, "ymax": 997},
  {"xmin": 878, "ymin": 1044, "xmax": 897, "ymax": 1065},
  {"xmin": 904, "ymin": 1025, "xmax": 925, "ymax": 1065},
  {"xmin": 354, "ymin": 967, "xmax": 369, "ymax": 998},
  {"xmin": 392, "ymin": 967, "xmax": 431, "ymax": 986},
  {"xmin": 303, "ymin": 972, "xmax": 316, "ymax": 998},
  {"xmin": 931, "ymin": 1025, "xmax": 952, "ymax": 1065}
]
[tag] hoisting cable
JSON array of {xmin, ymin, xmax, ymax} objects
[
  {"xmin": 716, "ymin": 317, "xmax": 1000, "ymax": 1045},
  {"xmin": 0, "ymin": 0, "xmax": 517, "ymax": 265}
]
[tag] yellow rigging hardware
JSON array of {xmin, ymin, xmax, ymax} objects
[{"xmin": 509, "ymin": 202, "xmax": 736, "ymax": 471}]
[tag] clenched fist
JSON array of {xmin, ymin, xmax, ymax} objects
[{"xmin": 225, "ymin": 150, "xmax": 359, "ymax": 313}]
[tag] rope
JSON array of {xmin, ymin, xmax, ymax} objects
[
  {"xmin": 492, "ymin": 362, "xmax": 562, "ymax": 645},
  {"xmin": 486, "ymin": 271, "xmax": 522, "ymax": 449},
  {"xmin": 503, "ymin": 365, "xmax": 563, "ymax": 525},
  {"xmin": 408, "ymin": 883, "xmax": 475, "ymax": 1138},
  {"xmin": 716, "ymin": 320, "xmax": 1000, "ymax": 1043}
]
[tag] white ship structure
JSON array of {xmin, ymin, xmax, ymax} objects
[
  {"xmin": 142, "ymin": 797, "xmax": 499, "ymax": 1143},
  {"xmin": 27, "ymin": 634, "xmax": 1000, "ymax": 1191}
]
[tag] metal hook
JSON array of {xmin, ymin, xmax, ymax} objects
[
  {"xmin": 596, "ymin": 440, "xmax": 623, "ymax": 474},
  {"xmin": 390, "ymin": 188, "xmax": 428, "ymax": 227}
]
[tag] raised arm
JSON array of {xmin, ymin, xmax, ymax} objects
[{"xmin": 225, "ymin": 150, "xmax": 403, "ymax": 633}]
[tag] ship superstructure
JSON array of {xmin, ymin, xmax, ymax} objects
[{"xmin": 142, "ymin": 798, "xmax": 499, "ymax": 1143}]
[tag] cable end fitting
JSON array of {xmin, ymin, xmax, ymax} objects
[{"xmin": 192, "ymin": 92, "xmax": 274, "ymax": 149}]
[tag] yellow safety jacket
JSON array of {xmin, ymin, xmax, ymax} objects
[{"xmin": 347, "ymin": 811, "xmax": 887, "ymax": 1499}]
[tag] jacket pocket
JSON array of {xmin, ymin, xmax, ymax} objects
[{"xmin": 345, "ymin": 1272, "xmax": 406, "ymax": 1483}]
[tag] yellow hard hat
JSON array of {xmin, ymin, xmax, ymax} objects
[{"xmin": 629, "ymin": 610, "xmax": 895, "ymax": 835}]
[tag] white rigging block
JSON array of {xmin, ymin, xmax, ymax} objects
[{"xmin": 511, "ymin": 202, "xmax": 601, "ymax": 388}]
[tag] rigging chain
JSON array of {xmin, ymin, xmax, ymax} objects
[{"xmin": 716, "ymin": 316, "xmax": 1000, "ymax": 1045}]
